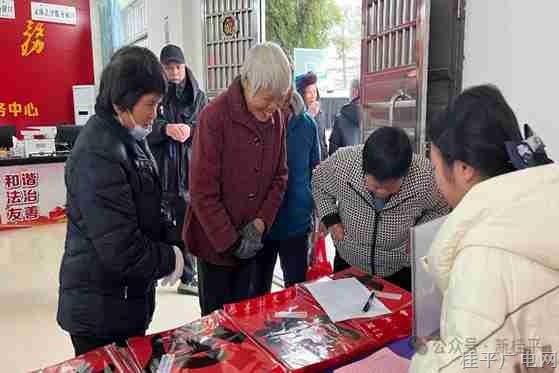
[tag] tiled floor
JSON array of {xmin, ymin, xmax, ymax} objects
[{"xmin": 0, "ymin": 223, "xmax": 336, "ymax": 372}]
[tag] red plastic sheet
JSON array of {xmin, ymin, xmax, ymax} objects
[
  {"xmin": 224, "ymin": 287, "xmax": 378, "ymax": 372},
  {"xmin": 32, "ymin": 312, "xmax": 286, "ymax": 373},
  {"xmin": 33, "ymin": 267, "xmax": 412, "ymax": 373},
  {"xmin": 222, "ymin": 268, "xmax": 412, "ymax": 372},
  {"xmin": 125, "ymin": 311, "xmax": 286, "ymax": 373},
  {"xmin": 31, "ymin": 346, "xmax": 123, "ymax": 373}
]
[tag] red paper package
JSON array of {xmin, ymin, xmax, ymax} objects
[
  {"xmin": 224, "ymin": 287, "xmax": 376, "ymax": 372},
  {"xmin": 31, "ymin": 345, "xmax": 131, "ymax": 373},
  {"xmin": 125, "ymin": 311, "xmax": 286, "ymax": 373}
]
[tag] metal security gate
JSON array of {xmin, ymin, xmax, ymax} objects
[
  {"xmin": 202, "ymin": 0, "xmax": 265, "ymax": 97},
  {"xmin": 360, "ymin": 0, "xmax": 431, "ymax": 154}
]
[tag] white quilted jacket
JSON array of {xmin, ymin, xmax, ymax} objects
[{"xmin": 410, "ymin": 164, "xmax": 559, "ymax": 372}]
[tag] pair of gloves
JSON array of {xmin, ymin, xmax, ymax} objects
[
  {"xmin": 160, "ymin": 220, "xmax": 264, "ymax": 286},
  {"xmin": 232, "ymin": 221, "xmax": 264, "ymax": 260}
]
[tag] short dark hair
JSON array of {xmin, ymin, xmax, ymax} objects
[
  {"xmin": 95, "ymin": 46, "xmax": 167, "ymax": 116},
  {"xmin": 428, "ymin": 84, "xmax": 523, "ymax": 178},
  {"xmin": 362, "ymin": 127, "xmax": 413, "ymax": 181}
]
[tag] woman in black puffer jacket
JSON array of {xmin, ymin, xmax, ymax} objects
[{"xmin": 57, "ymin": 46, "xmax": 184, "ymax": 356}]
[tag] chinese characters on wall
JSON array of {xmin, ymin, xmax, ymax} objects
[
  {"xmin": 3, "ymin": 170, "xmax": 40, "ymax": 223},
  {"xmin": 31, "ymin": 2, "xmax": 77, "ymax": 25},
  {"xmin": 0, "ymin": 0, "xmax": 15, "ymax": 19},
  {"xmin": 0, "ymin": 102, "xmax": 40, "ymax": 118},
  {"xmin": 21, "ymin": 19, "xmax": 45, "ymax": 56}
]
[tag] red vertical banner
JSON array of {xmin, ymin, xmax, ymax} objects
[{"xmin": 0, "ymin": 0, "xmax": 94, "ymax": 132}]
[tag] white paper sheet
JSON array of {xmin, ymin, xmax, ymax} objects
[{"xmin": 304, "ymin": 278, "xmax": 391, "ymax": 323}]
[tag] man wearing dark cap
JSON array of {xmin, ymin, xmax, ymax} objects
[
  {"xmin": 296, "ymin": 71, "xmax": 328, "ymax": 160},
  {"xmin": 147, "ymin": 44, "xmax": 208, "ymax": 295}
]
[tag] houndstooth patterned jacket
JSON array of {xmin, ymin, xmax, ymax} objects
[{"xmin": 312, "ymin": 145, "xmax": 450, "ymax": 277}]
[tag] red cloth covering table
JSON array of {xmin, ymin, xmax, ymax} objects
[{"xmin": 32, "ymin": 267, "xmax": 412, "ymax": 373}]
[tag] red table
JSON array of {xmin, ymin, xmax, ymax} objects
[{"xmin": 32, "ymin": 268, "xmax": 412, "ymax": 373}]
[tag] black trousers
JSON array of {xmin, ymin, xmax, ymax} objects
[
  {"xmin": 70, "ymin": 333, "xmax": 140, "ymax": 356},
  {"xmin": 168, "ymin": 196, "xmax": 196, "ymax": 283},
  {"xmin": 197, "ymin": 258, "xmax": 260, "ymax": 316},
  {"xmin": 333, "ymin": 252, "xmax": 412, "ymax": 291},
  {"xmin": 252, "ymin": 232, "xmax": 310, "ymax": 296}
]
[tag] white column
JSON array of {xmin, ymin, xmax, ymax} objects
[
  {"xmin": 463, "ymin": 0, "xmax": 559, "ymax": 158},
  {"xmin": 146, "ymin": 0, "xmax": 184, "ymax": 58},
  {"xmin": 89, "ymin": 0, "xmax": 103, "ymax": 90},
  {"xmin": 182, "ymin": 0, "xmax": 205, "ymax": 90}
]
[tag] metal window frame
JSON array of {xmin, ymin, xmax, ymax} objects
[
  {"xmin": 361, "ymin": 0, "xmax": 432, "ymax": 154},
  {"xmin": 201, "ymin": 0, "xmax": 265, "ymax": 97},
  {"xmin": 122, "ymin": 0, "xmax": 147, "ymax": 46}
]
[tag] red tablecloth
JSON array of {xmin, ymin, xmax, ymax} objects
[{"xmin": 32, "ymin": 267, "xmax": 412, "ymax": 373}]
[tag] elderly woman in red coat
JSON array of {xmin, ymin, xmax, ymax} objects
[{"xmin": 183, "ymin": 42, "xmax": 291, "ymax": 315}]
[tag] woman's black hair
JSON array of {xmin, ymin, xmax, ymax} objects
[
  {"xmin": 428, "ymin": 84, "xmax": 523, "ymax": 178},
  {"xmin": 95, "ymin": 46, "xmax": 167, "ymax": 115},
  {"xmin": 362, "ymin": 126, "xmax": 413, "ymax": 181}
]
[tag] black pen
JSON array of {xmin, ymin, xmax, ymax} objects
[{"xmin": 362, "ymin": 291, "xmax": 376, "ymax": 312}]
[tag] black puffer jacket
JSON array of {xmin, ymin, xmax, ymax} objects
[
  {"xmin": 147, "ymin": 69, "xmax": 208, "ymax": 202},
  {"xmin": 57, "ymin": 112, "xmax": 176, "ymax": 338},
  {"xmin": 329, "ymin": 98, "xmax": 361, "ymax": 156}
]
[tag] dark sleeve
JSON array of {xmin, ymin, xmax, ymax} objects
[
  {"xmin": 189, "ymin": 107, "xmax": 240, "ymax": 252},
  {"xmin": 75, "ymin": 151, "xmax": 175, "ymax": 283},
  {"xmin": 196, "ymin": 92, "xmax": 209, "ymax": 123},
  {"xmin": 309, "ymin": 117, "xmax": 321, "ymax": 170},
  {"xmin": 318, "ymin": 114, "xmax": 329, "ymax": 161},
  {"xmin": 329, "ymin": 117, "xmax": 343, "ymax": 156},
  {"xmin": 305, "ymin": 116, "xmax": 321, "ymax": 215},
  {"xmin": 185, "ymin": 92, "xmax": 209, "ymax": 148},
  {"xmin": 189, "ymin": 91, "xmax": 209, "ymax": 130},
  {"xmin": 257, "ymin": 117, "xmax": 289, "ymax": 229}
]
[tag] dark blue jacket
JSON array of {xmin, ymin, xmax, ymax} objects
[
  {"xmin": 329, "ymin": 98, "xmax": 361, "ymax": 155},
  {"xmin": 267, "ymin": 96, "xmax": 320, "ymax": 240}
]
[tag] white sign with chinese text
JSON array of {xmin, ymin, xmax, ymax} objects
[
  {"xmin": 0, "ymin": 162, "xmax": 66, "ymax": 226},
  {"xmin": 0, "ymin": 0, "xmax": 15, "ymax": 19},
  {"xmin": 31, "ymin": 2, "xmax": 77, "ymax": 25}
]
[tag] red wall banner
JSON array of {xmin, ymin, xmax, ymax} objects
[{"xmin": 0, "ymin": 0, "xmax": 94, "ymax": 132}]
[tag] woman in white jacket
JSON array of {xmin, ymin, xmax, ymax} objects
[{"xmin": 410, "ymin": 85, "xmax": 558, "ymax": 372}]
